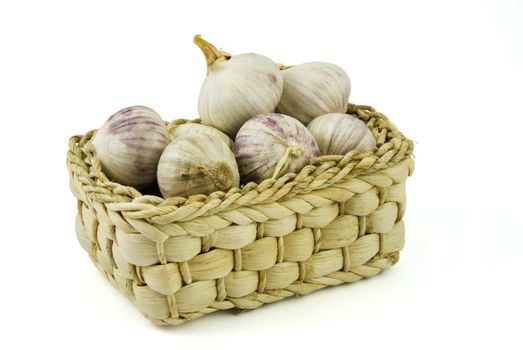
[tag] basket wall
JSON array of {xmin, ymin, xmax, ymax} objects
[{"xmin": 67, "ymin": 104, "xmax": 414, "ymax": 326}]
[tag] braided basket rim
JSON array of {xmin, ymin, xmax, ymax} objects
[{"xmin": 66, "ymin": 103, "xmax": 414, "ymax": 220}]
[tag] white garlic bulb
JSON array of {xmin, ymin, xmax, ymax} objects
[
  {"xmin": 277, "ymin": 62, "xmax": 351, "ymax": 124},
  {"xmin": 307, "ymin": 113, "xmax": 376, "ymax": 155},
  {"xmin": 234, "ymin": 113, "xmax": 320, "ymax": 184},
  {"xmin": 194, "ymin": 35, "xmax": 283, "ymax": 137},
  {"xmin": 157, "ymin": 134, "xmax": 240, "ymax": 198},
  {"xmin": 169, "ymin": 123, "xmax": 233, "ymax": 149},
  {"xmin": 92, "ymin": 106, "xmax": 170, "ymax": 189}
]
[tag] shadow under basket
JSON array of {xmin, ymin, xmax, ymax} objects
[{"xmin": 67, "ymin": 103, "xmax": 415, "ymax": 326}]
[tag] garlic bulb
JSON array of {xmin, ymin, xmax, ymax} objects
[
  {"xmin": 169, "ymin": 123, "xmax": 233, "ymax": 149},
  {"xmin": 307, "ymin": 113, "xmax": 376, "ymax": 155},
  {"xmin": 194, "ymin": 35, "xmax": 283, "ymax": 137},
  {"xmin": 277, "ymin": 62, "xmax": 351, "ymax": 124},
  {"xmin": 157, "ymin": 133, "xmax": 240, "ymax": 198},
  {"xmin": 92, "ymin": 106, "xmax": 170, "ymax": 189},
  {"xmin": 234, "ymin": 113, "xmax": 320, "ymax": 184}
]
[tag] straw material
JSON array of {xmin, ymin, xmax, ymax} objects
[{"xmin": 67, "ymin": 103, "xmax": 414, "ymax": 326}]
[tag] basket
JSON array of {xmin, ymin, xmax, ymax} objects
[{"xmin": 67, "ymin": 103, "xmax": 414, "ymax": 326}]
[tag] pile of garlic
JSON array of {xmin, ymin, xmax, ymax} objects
[{"xmin": 91, "ymin": 35, "xmax": 376, "ymax": 199}]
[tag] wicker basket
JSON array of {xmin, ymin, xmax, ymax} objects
[{"xmin": 67, "ymin": 103, "xmax": 414, "ymax": 326}]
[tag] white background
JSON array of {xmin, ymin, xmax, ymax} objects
[{"xmin": 1, "ymin": 0, "xmax": 522, "ymax": 348}]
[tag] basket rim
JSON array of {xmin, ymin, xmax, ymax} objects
[{"xmin": 67, "ymin": 103, "xmax": 414, "ymax": 218}]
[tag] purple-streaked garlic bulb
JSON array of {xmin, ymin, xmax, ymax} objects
[
  {"xmin": 169, "ymin": 123, "xmax": 233, "ymax": 149},
  {"xmin": 157, "ymin": 133, "xmax": 240, "ymax": 198},
  {"xmin": 92, "ymin": 106, "xmax": 170, "ymax": 189},
  {"xmin": 307, "ymin": 113, "xmax": 376, "ymax": 155},
  {"xmin": 234, "ymin": 113, "xmax": 320, "ymax": 184},
  {"xmin": 276, "ymin": 62, "xmax": 351, "ymax": 124},
  {"xmin": 194, "ymin": 35, "xmax": 283, "ymax": 137}
]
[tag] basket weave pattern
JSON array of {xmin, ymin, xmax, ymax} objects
[{"xmin": 67, "ymin": 104, "xmax": 414, "ymax": 326}]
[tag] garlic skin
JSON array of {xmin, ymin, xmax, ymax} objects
[
  {"xmin": 169, "ymin": 123, "xmax": 233, "ymax": 149},
  {"xmin": 195, "ymin": 35, "xmax": 283, "ymax": 137},
  {"xmin": 234, "ymin": 113, "xmax": 320, "ymax": 184},
  {"xmin": 157, "ymin": 134, "xmax": 240, "ymax": 198},
  {"xmin": 277, "ymin": 62, "xmax": 351, "ymax": 124},
  {"xmin": 307, "ymin": 113, "xmax": 376, "ymax": 155},
  {"xmin": 92, "ymin": 106, "xmax": 170, "ymax": 189}
]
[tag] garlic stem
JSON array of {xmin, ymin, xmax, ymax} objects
[
  {"xmin": 271, "ymin": 132, "xmax": 305, "ymax": 179},
  {"xmin": 272, "ymin": 145, "xmax": 303, "ymax": 180},
  {"xmin": 193, "ymin": 34, "xmax": 230, "ymax": 67},
  {"xmin": 278, "ymin": 64, "xmax": 292, "ymax": 71}
]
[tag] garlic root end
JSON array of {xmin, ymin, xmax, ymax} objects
[{"xmin": 204, "ymin": 161, "xmax": 235, "ymax": 192}]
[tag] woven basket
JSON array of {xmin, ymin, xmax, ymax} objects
[{"xmin": 67, "ymin": 103, "xmax": 414, "ymax": 326}]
